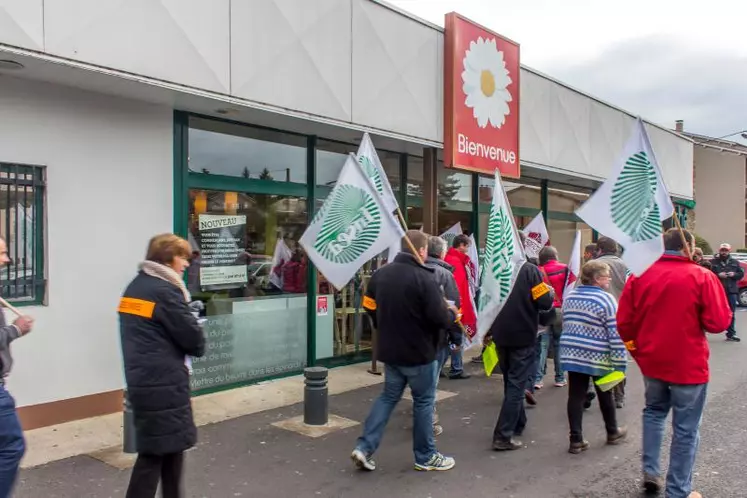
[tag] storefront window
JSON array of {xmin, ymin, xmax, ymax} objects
[
  {"xmin": 547, "ymin": 183, "xmax": 592, "ymax": 260},
  {"xmin": 313, "ymin": 141, "xmax": 400, "ymax": 360},
  {"xmin": 406, "ymin": 155, "xmax": 424, "ymax": 230},
  {"xmin": 185, "ymin": 117, "xmax": 310, "ymax": 392},
  {"xmin": 188, "ymin": 118, "xmax": 307, "ymax": 183},
  {"xmin": 478, "ymin": 175, "xmax": 541, "ymax": 250},
  {"xmin": 437, "ymin": 162, "xmax": 472, "ymax": 236},
  {"xmin": 315, "ymin": 139, "xmax": 400, "ymax": 191}
]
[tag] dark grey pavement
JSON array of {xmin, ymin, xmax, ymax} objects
[{"xmin": 16, "ymin": 314, "xmax": 747, "ymax": 498}]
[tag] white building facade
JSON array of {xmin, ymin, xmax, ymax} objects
[{"xmin": 0, "ymin": 0, "xmax": 693, "ymax": 429}]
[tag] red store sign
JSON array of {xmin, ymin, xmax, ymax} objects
[{"xmin": 444, "ymin": 13, "xmax": 521, "ymax": 178}]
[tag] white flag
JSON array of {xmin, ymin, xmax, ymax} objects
[
  {"xmin": 521, "ymin": 213, "xmax": 549, "ymax": 260},
  {"xmin": 356, "ymin": 133, "xmax": 399, "ymax": 214},
  {"xmin": 269, "ymin": 238, "xmax": 292, "ymax": 289},
  {"xmin": 387, "ymin": 240, "xmax": 400, "ymax": 262},
  {"xmin": 301, "ymin": 154, "xmax": 405, "ymax": 290},
  {"xmin": 440, "ymin": 222, "xmax": 463, "ymax": 248},
  {"xmin": 476, "ymin": 170, "xmax": 527, "ymax": 345},
  {"xmin": 576, "ymin": 118, "xmax": 673, "ymax": 275},
  {"xmin": 564, "ymin": 230, "xmax": 581, "ymax": 298}
]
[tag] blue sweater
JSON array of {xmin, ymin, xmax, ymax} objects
[{"xmin": 559, "ymin": 286, "xmax": 627, "ymax": 377}]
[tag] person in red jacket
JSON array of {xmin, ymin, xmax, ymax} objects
[
  {"xmin": 617, "ymin": 229, "xmax": 731, "ymax": 498},
  {"xmin": 444, "ymin": 234, "xmax": 476, "ymax": 379},
  {"xmin": 534, "ymin": 246, "xmax": 573, "ymax": 389}
]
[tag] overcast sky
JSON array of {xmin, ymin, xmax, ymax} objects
[{"xmin": 389, "ymin": 0, "xmax": 747, "ymax": 142}]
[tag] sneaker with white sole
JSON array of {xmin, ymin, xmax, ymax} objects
[
  {"xmin": 414, "ymin": 452, "xmax": 456, "ymax": 471},
  {"xmin": 351, "ymin": 448, "xmax": 376, "ymax": 471}
]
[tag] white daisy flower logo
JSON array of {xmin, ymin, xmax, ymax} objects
[{"xmin": 461, "ymin": 37, "xmax": 513, "ymax": 129}]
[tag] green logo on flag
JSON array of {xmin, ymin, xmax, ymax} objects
[
  {"xmin": 441, "ymin": 232, "xmax": 458, "ymax": 247},
  {"xmin": 358, "ymin": 156, "xmax": 385, "ymax": 197},
  {"xmin": 312, "ymin": 184, "xmax": 382, "ymax": 264},
  {"xmin": 480, "ymin": 203, "xmax": 514, "ymax": 310},
  {"xmin": 611, "ymin": 151, "xmax": 661, "ymax": 242}
]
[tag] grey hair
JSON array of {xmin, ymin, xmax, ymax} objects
[{"xmin": 428, "ymin": 236, "xmax": 447, "ymax": 259}]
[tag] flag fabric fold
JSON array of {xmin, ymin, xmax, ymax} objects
[
  {"xmin": 564, "ymin": 230, "xmax": 581, "ymax": 298},
  {"xmin": 300, "ymin": 154, "xmax": 405, "ymax": 290},
  {"xmin": 440, "ymin": 222, "xmax": 463, "ymax": 248},
  {"xmin": 576, "ymin": 118, "xmax": 673, "ymax": 276},
  {"xmin": 521, "ymin": 213, "xmax": 550, "ymax": 260},
  {"xmin": 475, "ymin": 170, "xmax": 527, "ymax": 346}
]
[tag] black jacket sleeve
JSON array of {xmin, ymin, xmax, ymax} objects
[{"xmin": 155, "ymin": 286, "xmax": 206, "ymax": 358}]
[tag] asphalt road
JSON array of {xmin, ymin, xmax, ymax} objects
[{"xmin": 15, "ymin": 315, "xmax": 747, "ymax": 498}]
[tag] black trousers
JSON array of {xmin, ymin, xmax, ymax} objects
[
  {"xmin": 126, "ymin": 452, "xmax": 184, "ymax": 498},
  {"xmin": 493, "ymin": 345, "xmax": 535, "ymax": 442},
  {"xmin": 567, "ymin": 372, "xmax": 617, "ymax": 443}
]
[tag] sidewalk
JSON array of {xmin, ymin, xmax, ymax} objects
[{"xmin": 21, "ymin": 362, "xmax": 384, "ymax": 469}]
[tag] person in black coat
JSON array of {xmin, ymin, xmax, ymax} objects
[{"xmin": 119, "ymin": 234, "xmax": 205, "ymax": 498}]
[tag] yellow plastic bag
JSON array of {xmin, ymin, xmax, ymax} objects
[
  {"xmin": 595, "ymin": 371, "xmax": 625, "ymax": 392},
  {"xmin": 482, "ymin": 342, "xmax": 499, "ymax": 377}
]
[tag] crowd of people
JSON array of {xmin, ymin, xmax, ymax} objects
[
  {"xmin": 351, "ymin": 228, "xmax": 737, "ymax": 498},
  {"xmin": 0, "ymin": 227, "xmax": 739, "ymax": 497}
]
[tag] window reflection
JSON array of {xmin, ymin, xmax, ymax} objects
[{"xmin": 188, "ymin": 118, "xmax": 307, "ymax": 182}]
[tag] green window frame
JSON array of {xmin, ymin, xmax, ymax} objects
[{"xmin": 0, "ymin": 163, "xmax": 46, "ymax": 306}]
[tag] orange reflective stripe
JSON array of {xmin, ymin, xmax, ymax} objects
[
  {"xmin": 362, "ymin": 296, "xmax": 377, "ymax": 311},
  {"xmin": 118, "ymin": 298, "xmax": 156, "ymax": 319},
  {"xmin": 531, "ymin": 282, "xmax": 551, "ymax": 300}
]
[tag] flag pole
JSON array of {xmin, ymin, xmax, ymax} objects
[
  {"xmin": 0, "ymin": 297, "xmax": 23, "ymax": 318},
  {"xmin": 671, "ymin": 210, "xmax": 692, "ymax": 260}
]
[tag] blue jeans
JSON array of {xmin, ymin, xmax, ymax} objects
[
  {"xmin": 448, "ymin": 347, "xmax": 463, "ymax": 375},
  {"xmin": 0, "ymin": 386, "xmax": 24, "ymax": 498},
  {"xmin": 643, "ymin": 377, "xmax": 707, "ymax": 498},
  {"xmin": 356, "ymin": 361, "xmax": 438, "ymax": 465},
  {"xmin": 534, "ymin": 330, "xmax": 564, "ymax": 385}
]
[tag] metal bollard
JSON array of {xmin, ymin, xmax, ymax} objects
[
  {"xmin": 303, "ymin": 367, "xmax": 329, "ymax": 426},
  {"xmin": 123, "ymin": 390, "xmax": 137, "ymax": 454}
]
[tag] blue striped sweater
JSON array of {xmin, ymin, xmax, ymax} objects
[{"xmin": 559, "ymin": 285, "xmax": 627, "ymax": 377}]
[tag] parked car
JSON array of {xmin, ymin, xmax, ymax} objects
[{"xmin": 703, "ymin": 255, "xmax": 747, "ymax": 306}]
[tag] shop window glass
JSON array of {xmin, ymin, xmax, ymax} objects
[
  {"xmin": 437, "ymin": 162, "xmax": 472, "ymax": 237},
  {"xmin": 315, "ymin": 139, "xmax": 400, "ymax": 191},
  {"xmin": 547, "ymin": 184, "xmax": 592, "ymax": 261},
  {"xmin": 188, "ymin": 118, "xmax": 307, "ymax": 183},
  {"xmin": 313, "ymin": 140, "xmax": 401, "ymax": 360},
  {"xmin": 406, "ymin": 155, "xmax": 424, "ymax": 230},
  {"xmin": 477, "ymin": 175, "xmax": 541, "ymax": 250}
]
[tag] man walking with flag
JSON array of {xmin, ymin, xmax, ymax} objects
[
  {"xmin": 618, "ymin": 229, "xmax": 731, "ymax": 498},
  {"xmin": 576, "ymin": 117, "xmax": 675, "ymax": 410},
  {"xmin": 486, "ymin": 232, "xmax": 555, "ymax": 450},
  {"xmin": 351, "ymin": 230, "xmax": 459, "ymax": 472}
]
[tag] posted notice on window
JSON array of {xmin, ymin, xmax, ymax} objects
[{"xmin": 198, "ymin": 214, "xmax": 247, "ymax": 288}]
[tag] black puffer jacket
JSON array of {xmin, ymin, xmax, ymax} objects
[{"xmin": 119, "ymin": 272, "xmax": 205, "ymax": 455}]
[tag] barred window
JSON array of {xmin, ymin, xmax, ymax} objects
[{"xmin": 0, "ymin": 164, "xmax": 46, "ymax": 304}]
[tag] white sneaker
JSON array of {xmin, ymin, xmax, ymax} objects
[
  {"xmin": 351, "ymin": 448, "xmax": 376, "ymax": 471},
  {"xmin": 414, "ymin": 452, "xmax": 456, "ymax": 471}
]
